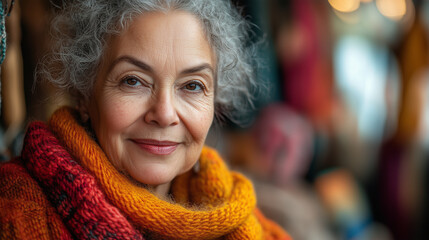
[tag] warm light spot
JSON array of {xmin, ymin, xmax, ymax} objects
[
  {"xmin": 376, "ymin": 0, "xmax": 406, "ymax": 20},
  {"xmin": 315, "ymin": 169, "xmax": 359, "ymax": 211},
  {"xmin": 329, "ymin": 0, "xmax": 360, "ymax": 13}
]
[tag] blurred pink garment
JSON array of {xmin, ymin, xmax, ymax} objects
[{"xmin": 253, "ymin": 103, "xmax": 313, "ymax": 185}]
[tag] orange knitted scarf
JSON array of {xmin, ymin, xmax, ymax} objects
[{"xmin": 49, "ymin": 107, "xmax": 290, "ymax": 240}]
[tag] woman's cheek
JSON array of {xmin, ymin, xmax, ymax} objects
[
  {"xmin": 178, "ymin": 96, "xmax": 214, "ymax": 137},
  {"xmin": 102, "ymin": 93, "xmax": 148, "ymax": 130},
  {"xmin": 178, "ymin": 90, "xmax": 214, "ymax": 111}
]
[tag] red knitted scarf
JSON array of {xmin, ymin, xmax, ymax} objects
[{"xmin": 22, "ymin": 122, "xmax": 144, "ymax": 239}]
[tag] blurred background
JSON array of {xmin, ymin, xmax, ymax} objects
[{"xmin": 1, "ymin": 0, "xmax": 428, "ymax": 239}]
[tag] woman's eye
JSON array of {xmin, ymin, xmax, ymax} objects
[
  {"xmin": 184, "ymin": 82, "xmax": 204, "ymax": 92},
  {"xmin": 122, "ymin": 76, "xmax": 142, "ymax": 86}
]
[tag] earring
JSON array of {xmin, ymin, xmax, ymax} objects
[
  {"xmin": 77, "ymin": 98, "xmax": 90, "ymax": 123},
  {"xmin": 193, "ymin": 160, "xmax": 200, "ymax": 173},
  {"xmin": 80, "ymin": 111, "xmax": 89, "ymax": 123}
]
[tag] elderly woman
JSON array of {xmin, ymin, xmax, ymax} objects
[{"xmin": 0, "ymin": 0, "xmax": 291, "ymax": 239}]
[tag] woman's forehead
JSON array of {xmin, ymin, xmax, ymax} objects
[{"xmin": 104, "ymin": 11, "xmax": 216, "ymax": 74}]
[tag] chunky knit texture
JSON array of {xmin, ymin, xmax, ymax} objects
[
  {"xmin": 22, "ymin": 122, "xmax": 144, "ymax": 239},
  {"xmin": 0, "ymin": 107, "xmax": 292, "ymax": 240},
  {"xmin": 0, "ymin": 160, "xmax": 73, "ymax": 240}
]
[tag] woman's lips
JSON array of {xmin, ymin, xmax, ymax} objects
[{"xmin": 131, "ymin": 139, "xmax": 179, "ymax": 155}]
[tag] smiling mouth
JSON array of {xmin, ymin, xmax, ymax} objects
[{"xmin": 131, "ymin": 139, "xmax": 179, "ymax": 155}]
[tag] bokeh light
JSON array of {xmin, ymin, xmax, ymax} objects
[
  {"xmin": 328, "ymin": 0, "xmax": 360, "ymax": 13},
  {"xmin": 376, "ymin": 0, "xmax": 406, "ymax": 20}
]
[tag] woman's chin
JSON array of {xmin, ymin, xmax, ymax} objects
[{"xmin": 126, "ymin": 165, "xmax": 175, "ymax": 187}]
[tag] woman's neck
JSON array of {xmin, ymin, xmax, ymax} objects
[{"xmin": 151, "ymin": 182, "xmax": 171, "ymax": 199}]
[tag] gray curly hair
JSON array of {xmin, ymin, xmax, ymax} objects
[{"xmin": 37, "ymin": 0, "xmax": 259, "ymax": 123}]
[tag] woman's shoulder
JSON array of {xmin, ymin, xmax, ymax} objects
[{"xmin": 0, "ymin": 159, "xmax": 72, "ymax": 239}]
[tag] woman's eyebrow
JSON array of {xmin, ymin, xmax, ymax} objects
[
  {"xmin": 110, "ymin": 55, "xmax": 154, "ymax": 73},
  {"xmin": 180, "ymin": 63, "xmax": 214, "ymax": 76},
  {"xmin": 110, "ymin": 55, "xmax": 214, "ymax": 76}
]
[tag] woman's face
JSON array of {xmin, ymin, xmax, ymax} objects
[{"xmin": 86, "ymin": 11, "xmax": 215, "ymax": 186}]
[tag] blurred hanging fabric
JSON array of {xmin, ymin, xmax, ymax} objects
[
  {"xmin": 378, "ymin": 10, "xmax": 429, "ymax": 240},
  {"xmin": 275, "ymin": 0, "xmax": 335, "ymax": 129}
]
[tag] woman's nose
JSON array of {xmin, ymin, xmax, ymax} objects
[{"xmin": 144, "ymin": 89, "xmax": 179, "ymax": 127}]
